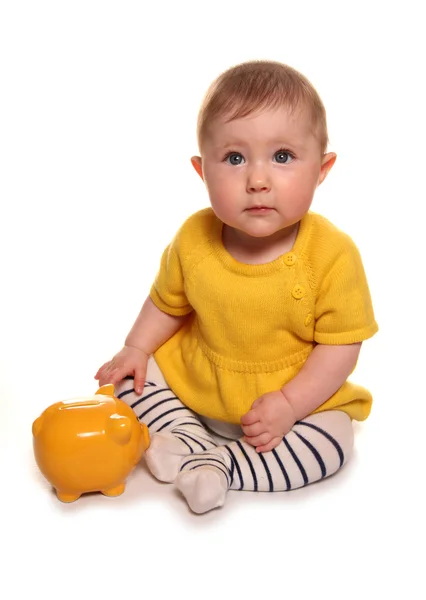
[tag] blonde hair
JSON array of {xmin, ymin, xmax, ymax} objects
[{"xmin": 197, "ymin": 60, "xmax": 329, "ymax": 154}]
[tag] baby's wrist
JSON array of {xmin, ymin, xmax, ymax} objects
[
  {"xmin": 124, "ymin": 342, "xmax": 150, "ymax": 356},
  {"xmin": 280, "ymin": 387, "xmax": 299, "ymax": 422}
]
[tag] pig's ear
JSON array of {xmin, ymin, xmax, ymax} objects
[
  {"xmin": 106, "ymin": 415, "xmax": 132, "ymax": 445},
  {"xmin": 32, "ymin": 415, "xmax": 44, "ymax": 437},
  {"xmin": 96, "ymin": 384, "xmax": 115, "ymax": 397},
  {"xmin": 32, "ymin": 403, "xmax": 60, "ymax": 436},
  {"xmin": 141, "ymin": 423, "xmax": 150, "ymax": 450}
]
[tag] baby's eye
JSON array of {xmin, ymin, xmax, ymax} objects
[
  {"xmin": 274, "ymin": 150, "xmax": 293, "ymax": 164},
  {"xmin": 225, "ymin": 152, "xmax": 245, "ymax": 165}
]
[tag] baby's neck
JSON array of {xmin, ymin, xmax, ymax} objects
[{"xmin": 222, "ymin": 223, "xmax": 299, "ymax": 265}]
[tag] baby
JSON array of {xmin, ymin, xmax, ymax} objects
[{"xmin": 95, "ymin": 60, "xmax": 378, "ymax": 514}]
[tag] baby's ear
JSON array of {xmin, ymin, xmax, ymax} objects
[
  {"xmin": 318, "ymin": 152, "xmax": 337, "ymax": 186},
  {"xmin": 191, "ymin": 156, "xmax": 204, "ymax": 180}
]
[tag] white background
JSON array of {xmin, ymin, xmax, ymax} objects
[{"xmin": 1, "ymin": 1, "xmax": 424, "ymax": 598}]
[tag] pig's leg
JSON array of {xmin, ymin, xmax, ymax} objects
[
  {"xmin": 56, "ymin": 491, "xmax": 81, "ymax": 503},
  {"xmin": 101, "ymin": 483, "xmax": 125, "ymax": 497},
  {"xmin": 114, "ymin": 359, "xmax": 217, "ymax": 483}
]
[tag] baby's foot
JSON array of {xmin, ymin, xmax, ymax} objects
[
  {"xmin": 145, "ymin": 432, "xmax": 191, "ymax": 482},
  {"xmin": 176, "ymin": 467, "xmax": 228, "ymax": 514},
  {"xmin": 175, "ymin": 451, "xmax": 232, "ymax": 514}
]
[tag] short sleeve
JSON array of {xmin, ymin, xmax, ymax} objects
[
  {"xmin": 149, "ymin": 236, "xmax": 193, "ymax": 317},
  {"xmin": 314, "ymin": 238, "xmax": 378, "ymax": 344}
]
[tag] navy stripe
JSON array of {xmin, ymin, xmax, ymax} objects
[
  {"xmin": 122, "ymin": 376, "xmax": 150, "ymax": 384},
  {"xmin": 122, "ymin": 376, "xmax": 158, "ymax": 384},
  {"xmin": 181, "ymin": 456, "xmax": 225, "ymax": 469},
  {"xmin": 283, "ymin": 438, "xmax": 308, "ymax": 485},
  {"xmin": 294, "ymin": 432, "xmax": 326, "ymax": 478},
  {"xmin": 271, "ymin": 448, "xmax": 291, "ymax": 490},
  {"xmin": 172, "ymin": 428, "xmax": 216, "ymax": 448},
  {"xmin": 237, "ymin": 441, "xmax": 258, "ymax": 491},
  {"xmin": 117, "ymin": 380, "xmax": 156, "ymax": 400},
  {"xmin": 188, "ymin": 463, "xmax": 231, "ymax": 486},
  {"xmin": 174, "ymin": 421, "xmax": 206, "ymax": 429},
  {"xmin": 172, "ymin": 427, "xmax": 215, "ymax": 443},
  {"xmin": 296, "ymin": 420, "xmax": 344, "ymax": 467},
  {"xmin": 157, "ymin": 419, "xmax": 174, "ymax": 432},
  {"xmin": 223, "ymin": 446, "xmax": 236, "ymax": 487},
  {"xmin": 195, "ymin": 436, "xmax": 217, "ymax": 446},
  {"xmin": 175, "ymin": 435, "xmax": 194, "ymax": 454},
  {"xmin": 228, "ymin": 453, "xmax": 235, "ymax": 486},
  {"xmin": 138, "ymin": 396, "xmax": 179, "ymax": 419},
  {"xmin": 126, "ymin": 386, "xmax": 168, "ymax": 407},
  {"xmin": 257, "ymin": 452, "xmax": 274, "ymax": 492},
  {"xmin": 117, "ymin": 387, "xmax": 136, "ymax": 400},
  {"xmin": 225, "ymin": 445, "xmax": 241, "ymax": 489},
  {"xmin": 171, "ymin": 431, "xmax": 207, "ymax": 451},
  {"xmin": 132, "ymin": 387, "xmax": 176, "ymax": 411},
  {"xmin": 180, "ymin": 457, "xmax": 231, "ymax": 486},
  {"xmin": 148, "ymin": 407, "xmax": 188, "ymax": 428}
]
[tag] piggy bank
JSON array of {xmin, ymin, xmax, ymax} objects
[{"xmin": 32, "ymin": 384, "xmax": 150, "ymax": 502}]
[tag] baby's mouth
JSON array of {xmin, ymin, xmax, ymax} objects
[{"xmin": 245, "ymin": 206, "xmax": 274, "ymax": 212}]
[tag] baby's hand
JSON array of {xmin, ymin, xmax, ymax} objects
[
  {"xmin": 240, "ymin": 390, "xmax": 296, "ymax": 453},
  {"xmin": 94, "ymin": 345, "xmax": 149, "ymax": 395}
]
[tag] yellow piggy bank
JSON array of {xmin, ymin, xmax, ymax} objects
[{"xmin": 32, "ymin": 384, "xmax": 150, "ymax": 502}]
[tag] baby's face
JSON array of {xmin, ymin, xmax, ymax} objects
[{"xmin": 199, "ymin": 106, "xmax": 330, "ymax": 240}]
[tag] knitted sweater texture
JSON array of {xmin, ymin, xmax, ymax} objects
[{"xmin": 151, "ymin": 208, "xmax": 378, "ymax": 424}]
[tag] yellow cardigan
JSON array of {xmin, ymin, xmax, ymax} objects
[{"xmin": 151, "ymin": 208, "xmax": 378, "ymax": 424}]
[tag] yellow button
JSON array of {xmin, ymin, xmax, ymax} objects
[
  {"xmin": 283, "ymin": 252, "xmax": 297, "ymax": 266},
  {"xmin": 304, "ymin": 314, "xmax": 313, "ymax": 326},
  {"xmin": 292, "ymin": 284, "xmax": 305, "ymax": 299}
]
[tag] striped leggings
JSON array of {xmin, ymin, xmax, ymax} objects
[{"xmin": 115, "ymin": 358, "xmax": 354, "ymax": 512}]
